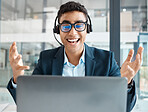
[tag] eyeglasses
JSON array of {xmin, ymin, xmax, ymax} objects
[{"xmin": 59, "ymin": 21, "xmax": 87, "ymax": 32}]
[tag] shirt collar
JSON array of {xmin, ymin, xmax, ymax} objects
[{"xmin": 64, "ymin": 46, "xmax": 85, "ymax": 66}]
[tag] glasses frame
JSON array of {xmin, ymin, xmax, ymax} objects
[{"xmin": 59, "ymin": 21, "xmax": 88, "ymax": 33}]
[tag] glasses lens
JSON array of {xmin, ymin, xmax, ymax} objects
[
  {"xmin": 75, "ymin": 23, "xmax": 85, "ymax": 31},
  {"xmin": 61, "ymin": 23, "xmax": 71, "ymax": 32}
]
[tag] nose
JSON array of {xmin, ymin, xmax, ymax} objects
[{"xmin": 69, "ymin": 26, "xmax": 77, "ymax": 35}]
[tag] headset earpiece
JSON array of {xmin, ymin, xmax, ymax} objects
[
  {"xmin": 53, "ymin": 16, "xmax": 60, "ymax": 34},
  {"xmin": 53, "ymin": 25, "xmax": 60, "ymax": 34},
  {"xmin": 89, "ymin": 23, "xmax": 92, "ymax": 32},
  {"xmin": 87, "ymin": 24, "xmax": 91, "ymax": 33},
  {"xmin": 87, "ymin": 15, "xmax": 92, "ymax": 33},
  {"xmin": 55, "ymin": 25, "xmax": 60, "ymax": 34}
]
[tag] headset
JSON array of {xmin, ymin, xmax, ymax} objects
[{"xmin": 53, "ymin": 14, "xmax": 93, "ymax": 45}]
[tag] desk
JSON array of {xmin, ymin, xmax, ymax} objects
[
  {"xmin": 0, "ymin": 87, "xmax": 16, "ymax": 112},
  {"xmin": 0, "ymin": 103, "xmax": 16, "ymax": 112}
]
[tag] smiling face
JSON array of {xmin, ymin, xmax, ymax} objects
[{"xmin": 59, "ymin": 11, "xmax": 87, "ymax": 55}]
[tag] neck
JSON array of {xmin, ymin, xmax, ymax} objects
[{"xmin": 65, "ymin": 47, "xmax": 84, "ymax": 66}]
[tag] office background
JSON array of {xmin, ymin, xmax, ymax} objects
[{"xmin": 0, "ymin": 0, "xmax": 148, "ymax": 111}]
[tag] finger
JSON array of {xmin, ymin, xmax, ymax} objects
[
  {"xmin": 9, "ymin": 42, "xmax": 16, "ymax": 53},
  {"xmin": 9, "ymin": 45, "xmax": 19, "ymax": 60},
  {"xmin": 9, "ymin": 46, "xmax": 18, "ymax": 60},
  {"xmin": 125, "ymin": 49, "xmax": 134, "ymax": 62},
  {"xmin": 137, "ymin": 46, "xmax": 144, "ymax": 63},
  {"xmin": 16, "ymin": 65, "xmax": 30, "ymax": 70},
  {"xmin": 133, "ymin": 54, "xmax": 141, "ymax": 73}
]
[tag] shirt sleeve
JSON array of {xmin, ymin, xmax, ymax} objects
[{"xmin": 11, "ymin": 78, "xmax": 17, "ymax": 88}]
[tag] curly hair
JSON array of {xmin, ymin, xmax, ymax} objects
[{"xmin": 57, "ymin": 1, "xmax": 88, "ymax": 22}]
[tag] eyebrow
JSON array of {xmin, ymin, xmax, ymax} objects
[
  {"xmin": 61, "ymin": 20, "xmax": 70, "ymax": 24},
  {"xmin": 60, "ymin": 20, "xmax": 86, "ymax": 24}
]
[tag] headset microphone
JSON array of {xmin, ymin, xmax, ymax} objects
[{"xmin": 53, "ymin": 29, "xmax": 63, "ymax": 46}]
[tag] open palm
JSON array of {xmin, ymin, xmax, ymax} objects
[{"xmin": 120, "ymin": 47, "xmax": 144, "ymax": 84}]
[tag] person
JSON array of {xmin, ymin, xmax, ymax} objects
[{"xmin": 7, "ymin": 1, "xmax": 143, "ymax": 112}]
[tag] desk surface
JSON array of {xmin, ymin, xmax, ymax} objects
[
  {"xmin": 0, "ymin": 87, "xmax": 16, "ymax": 112},
  {"xmin": 0, "ymin": 103, "xmax": 16, "ymax": 112}
]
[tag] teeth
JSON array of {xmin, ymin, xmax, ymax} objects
[{"xmin": 67, "ymin": 39, "xmax": 79, "ymax": 42}]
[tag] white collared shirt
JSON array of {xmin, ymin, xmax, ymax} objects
[{"xmin": 62, "ymin": 48, "xmax": 85, "ymax": 77}]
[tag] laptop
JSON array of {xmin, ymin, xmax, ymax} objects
[{"xmin": 16, "ymin": 76, "xmax": 127, "ymax": 112}]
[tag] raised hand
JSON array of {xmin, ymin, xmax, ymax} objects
[
  {"xmin": 9, "ymin": 42, "xmax": 30, "ymax": 83},
  {"xmin": 120, "ymin": 46, "xmax": 144, "ymax": 84}
]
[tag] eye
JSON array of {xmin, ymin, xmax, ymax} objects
[
  {"xmin": 75, "ymin": 23, "xmax": 85, "ymax": 30},
  {"xmin": 63, "ymin": 25, "xmax": 70, "ymax": 29},
  {"xmin": 61, "ymin": 24, "xmax": 71, "ymax": 32}
]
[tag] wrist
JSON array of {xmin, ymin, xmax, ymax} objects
[{"xmin": 13, "ymin": 77, "xmax": 17, "ymax": 84}]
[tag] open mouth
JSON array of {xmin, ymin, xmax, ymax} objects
[{"xmin": 66, "ymin": 38, "xmax": 80, "ymax": 43}]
